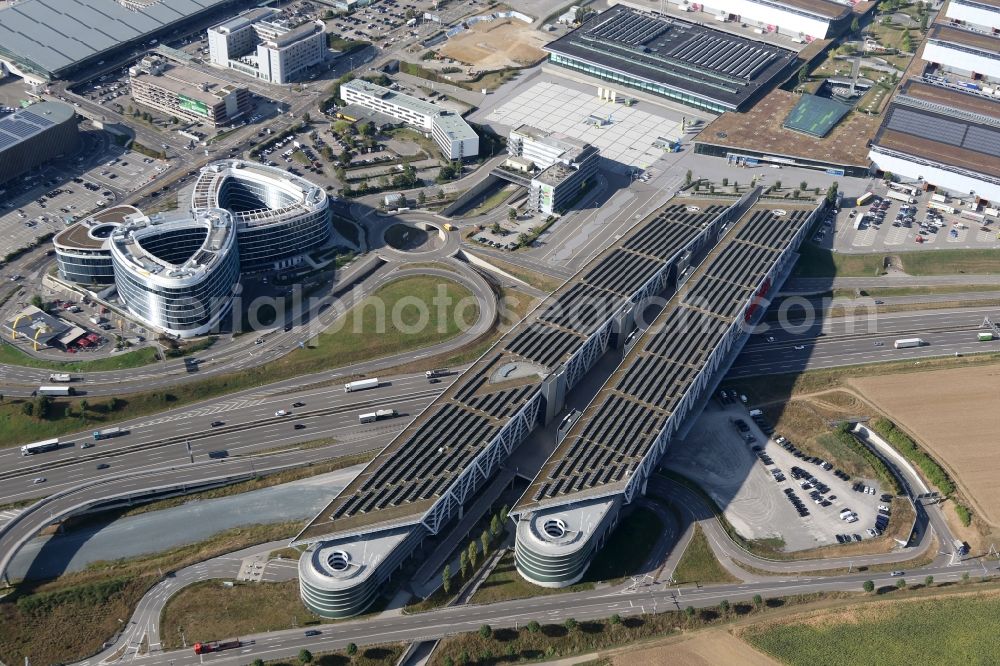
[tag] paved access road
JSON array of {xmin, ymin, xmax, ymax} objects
[{"xmin": 731, "ymin": 306, "xmax": 1000, "ymax": 377}]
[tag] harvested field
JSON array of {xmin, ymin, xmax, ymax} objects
[
  {"xmin": 611, "ymin": 629, "xmax": 779, "ymax": 666},
  {"xmin": 849, "ymin": 364, "xmax": 1000, "ymax": 525},
  {"xmin": 438, "ymin": 20, "xmax": 550, "ymax": 69}
]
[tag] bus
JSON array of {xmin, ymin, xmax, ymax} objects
[
  {"xmin": 21, "ymin": 438, "xmax": 60, "ymax": 456},
  {"xmin": 856, "ymin": 192, "xmax": 874, "ymax": 206},
  {"xmin": 37, "ymin": 385, "xmax": 73, "ymax": 396}
]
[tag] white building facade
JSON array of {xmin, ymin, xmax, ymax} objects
[
  {"xmin": 341, "ymin": 79, "xmax": 478, "ymax": 159},
  {"xmin": 663, "ymin": 0, "xmax": 850, "ymax": 41},
  {"xmin": 208, "ymin": 8, "xmax": 326, "ymax": 84}
]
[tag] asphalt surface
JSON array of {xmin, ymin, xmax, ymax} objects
[
  {"xmin": 0, "ymin": 371, "xmax": 456, "ymax": 504},
  {"xmin": 730, "ymin": 306, "xmax": 1000, "ymax": 377}
]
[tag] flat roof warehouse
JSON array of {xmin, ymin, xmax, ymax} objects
[
  {"xmin": 544, "ymin": 6, "xmax": 799, "ymax": 113},
  {"xmin": 0, "ymin": 0, "xmax": 251, "ymax": 80}
]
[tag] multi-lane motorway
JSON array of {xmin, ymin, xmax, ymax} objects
[
  {"xmin": 731, "ymin": 306, "xmax": 1000, "ymax": 377},
  {"xmin": 0, "ymin": 371, "xmax": 455, "ymax": 505}
]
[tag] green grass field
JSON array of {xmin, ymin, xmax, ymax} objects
[
  {"xmin": 794, "ymin": 246, "xmax": 1000, "ymax": 278},
  {"xmin": 0, "ymin": 276, "xmax": 478, "ymax": 449},
  {"xmin": 743, "ymin": 593, "xmax": 1000, "ymax": 665},
  {"xmin": 671, "ymin": 524, "xmax": 739, "ymax": 585},
  {"xmin": 0, "ymin": 343, "xmax": 159, "ymax": 372}
]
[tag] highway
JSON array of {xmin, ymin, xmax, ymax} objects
[
  {"xmin": 0, "ymin": 371, "xmax": 456, "ymax": 504},
  {"xmin": 730, "ymin": 306, "xmax": 1000, "ymax": 377}
]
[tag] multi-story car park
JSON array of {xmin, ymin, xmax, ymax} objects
[
  {"xmin": 128, "ymin": 54, "xmax": 251, "ymax": 127},
  {"xmin": 340, "ymin": 79, "xmax": 479, "ymax": 160},
  {"xmin": 207, "ymin": 8, "xmax": 327, "ymax": 84},
  {"xmin": 661, "ymin": 0, "xmax": 852, "ymax": 41},
  {"xmin": 542, "ymin": 6, "xmax": 799, "ymax": 113},
  {"xmin": 110, "ymin": 207, "xmax": 240, "ymax": 338},
  {"xmin": 867, "ymin": 79, "xmax": 1000, "ymax": 203},
  {"xmin": 0, "ymin": 102, "xmax": 80, "ymax": 187},
  {"xmin": 512, "ymin": 203, "xmax": 817, "ymax": 587},
  {"xmin": 0, "ymin": 0, "xmax": 253, "ymax": 85},
  {"xmin": 53, "ymin": 205, "xmax": 142, "ymax": 285},
  {"xmin": 190, "ymin": 160, "xmax": 331, "ymax": 271},
  {"xmin": 292, "ymin": 186, "xmax": 820, "ymax": 617}
]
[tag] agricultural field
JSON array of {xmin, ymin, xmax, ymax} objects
[
  {"xmin": 611, "ymin": 629, "xmax": 779, "ymax": 666},
  {"xmin": 742, "ymin": 591, "xmax": 1000, "ymax": 665},
  {"xmin": 849, "ymin": 363, "xmax": 1000, "ymax": 524},
  {"xmin": 437, "ymin": 19, "xmax": 550, "ymax": 70}
]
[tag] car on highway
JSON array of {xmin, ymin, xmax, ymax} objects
[
  {"xmin": 80, "ymin": 442, "xmax": 94, "ymax": 449},
  {"xmin": 294, "ymin": 423, "xmax": 306, "ymax": 430},
  {"xmin": 275, "ymin": 409, "xmax": 289, "ymax": 416},
  {"xmin": 292, "ymin": 402, "xmax": 305, "ymax": 408},
  {"xmin": 33, "ymin": 477, "xmax": 46, "ymax": 484},
  {"xmin": 890, "ymin": 570, "xmax": 904, "ymax": 577},
  {"xmin": 96, "ymin": 463, "xmax": 110, "ymax": 470},
  {"xmin": 794, "ymin": 345, "xmax": 805, "ymax": 350},
  {"xmin": 304, "ymin": 630, "xmax": 322, "ymax": 637},
  {"xmin": 211, "ymin": 421, "xmax": 225, "ymax": 427}
]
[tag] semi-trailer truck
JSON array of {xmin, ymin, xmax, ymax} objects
[
  {"xmin": 426, "ymin": 368, "xmax": 449, "ymax": 379},
  {"xmin": 37, "ymin": 385, "xmax": 73, "ymax": 396},
  {"xmin": 893, "ymin": 338, "xmax": 924, "ymax": 349},
  {"xmin": 359, "ymin": 409, "xmax": 398, "ymax": 423},
  {"xmin": 48, "ymin": 373, "xmax": 72, "ymax": 382},
  {"xmin": 885, "ymin": 190, "xmax": 915, "ymax": 204},
  {"xmin": 344, "ymin": 378, "xmax": 379, "ymax": 392},
  {"xmin": 93, "ymin": 426, "xmax": 127, "ymax": 440},
  {"xmin": 193, "ymin": 639, "xmax": 241, "ymax": 654}
]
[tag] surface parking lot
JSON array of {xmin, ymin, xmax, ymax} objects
[
  {"xmin": 0, "ymin": 150, "xmax": 167, "ymax": 259},
  {"xmin": 669, "ymin": 400, "xmax": 889, "ymax": 551},
  {"xmin": 485, "ymin": 79, "xmax": 683, "ymax": 171},
  {"xmin": 821, "ymin": 187, "xmax": 1000, "ymax": 253}
]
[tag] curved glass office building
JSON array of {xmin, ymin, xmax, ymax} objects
[
  {"xmin": 110, "ymin": 208, "xmax": 240, "ymax": 338},
  {"xmin": 192, "ymin": 160, "xmax": 330, "ymax": 270},
  {"xmin": 53, "ymin": 205, "xmax": 140, "ymax": 285}
]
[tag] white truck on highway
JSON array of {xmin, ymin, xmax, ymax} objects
[
  {"xmin": 344, "ymin": 378, "xmax": 379, "ymax": 392},
  {"xmin": 978, "ymin": 332, "xmax": 995, "ymax": 342},
  {"xmin": 893, "ymin": 337, "xmax": 925, "ymax": 349},
  {"xmin": 48, "ymin": 373, "xmax": 73, "ymax": 382},
  {"xmin": 359, "ymin": 409, "xmax": 398, "ymax": 423}
]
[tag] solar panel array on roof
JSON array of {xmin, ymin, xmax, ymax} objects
[
  {"xmin": 545, "ymin": 6, "xmax": 797, "ymax": 112},
  {"xmin": 668, "ymin": 35, "xmax": 777, "ymax": 80},
  {"xmin": 15, "ymin": 111, "xmax": 53, "ymax": 128},
  {"xmin": 307, "ymin": 198, "xmax": 735, "ymax": 534},
  {"xmin": 587, "ymin": 10, "xmax": 669, "ymax": 46},
  {"xmin": 0, "ymin": 134, "xmax": 16, "ymax": 151},
  {"xmin": 887, "ymin": 107, "xmax": 967, "ymax": 146},
  {"xmin": 527, "ymin": 204, "xmax": 815, "ymax": 504}
]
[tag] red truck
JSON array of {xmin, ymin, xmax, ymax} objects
[{"xmin": 193, "ymin": 638, "xmax": 241, "ymax": 654}]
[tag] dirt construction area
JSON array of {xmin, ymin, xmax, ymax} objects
[
  {"xmin": 849, "ymin": 363, "xmax": 1000, "ymax": 526},
  {"xmin": 437, "ymin": 20, "xmax": 550, "ymax": 69}
]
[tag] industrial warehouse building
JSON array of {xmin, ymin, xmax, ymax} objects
[
  {"xmin": 868, "ymin": 79, "xmax": 1000, "ymax": 203},
  {"xmin": 922, "ymin": 24, "xmax": 1000, "ymax": 83},
  {"xmin": 341, "ymin": 79, "xmax": 479, "ymax": 159},
  {"xmin": 0, "ymin": 0, "xmax": 252, "ymax": 84},
  {"xmin": 543, "ymin": 6, "xmax": 799, "ymax": 113},
  {"xmin": 507, "ymin": 126, "xmax": 600, "ymax": 215},
  {"xmin": 129, "ymin": 54, "xmax": 251, "ymax": 127},
  {"xmin": 0, "ymin": 102, "xmax": 81, "ymax": 187},
  {"xmin": 208, "ymin": 8, "xmax": 327, "ymax": 84},
  {"xmin": 660, "ymin": 0, "xmax": 852, "ymax": 41}
]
